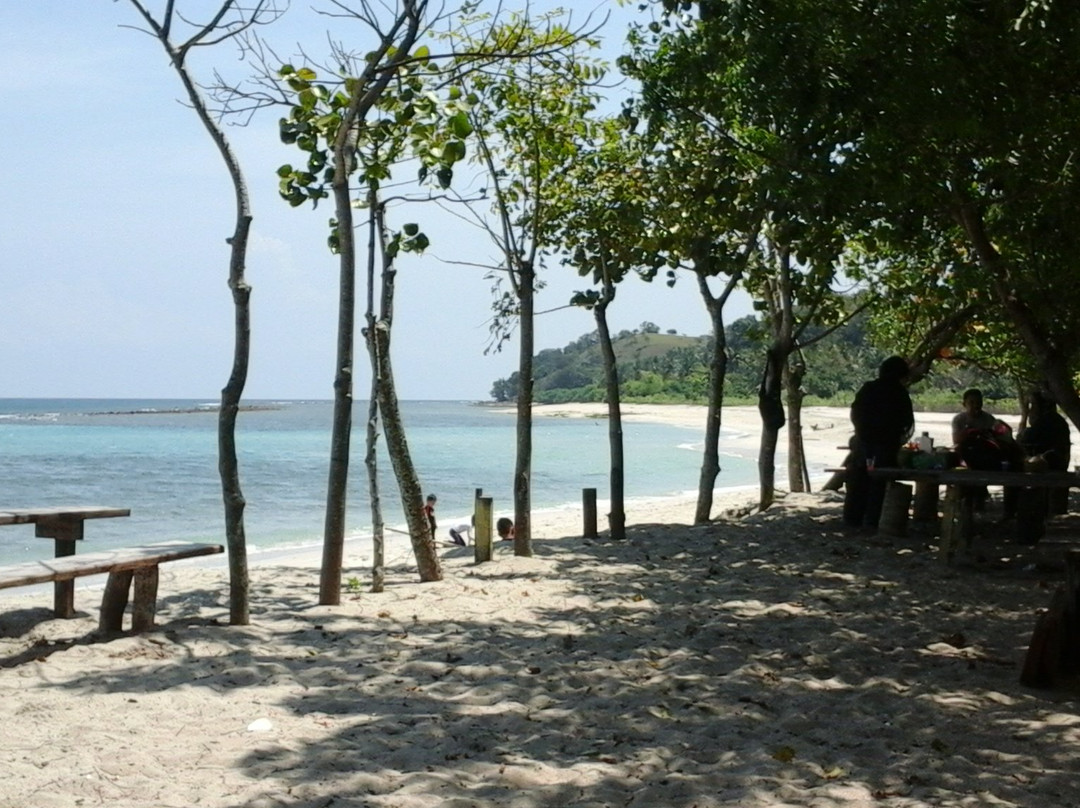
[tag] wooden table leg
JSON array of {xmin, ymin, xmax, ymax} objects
[
  {"xmin": 131, "ymin": 567, "xmax": 160, "ymax": 632},
  {"xmin": 36, "ymin": 517, "xmax": 84, "ymax": 618},
  {"xmin": 959, "ymin": 488, "xmax": 976, "ymax": 556},
  {"xmin": 940, "ymin": 485, "xmax": 961, "ymax": 562},
  {"xmin": 100, "ymin": 569, "xmax": 133, "ymax": 632},
  {"xmin": 913, "ymin": 480, "xmax": 940, "ymax": 521}
]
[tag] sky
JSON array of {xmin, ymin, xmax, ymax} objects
[{"xmin": 0, "ymin": 1, "xmax": 751, "ymax": 401}]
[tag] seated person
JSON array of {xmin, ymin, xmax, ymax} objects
[
  {"xmin": 496, "ymin": 517, "xmax": 515, "ymax": 541},
  {"xmin": 1019, "ymin": 389, "xmax": 1073, "ymax": 515},
  {"xmin": 952, "ymin": 389, "xmax": 1002, "ymax": 512},
  {"xmin": 951, "ymin": 388, "xmax": 998, "ymax": 445},
  {"xmin": 1019, "ymin": 389, "xmax": 1071, "ymax": 471},
  {"xmin": 448, "ymin": 522, "xmax": 472, "ymax": 546}
]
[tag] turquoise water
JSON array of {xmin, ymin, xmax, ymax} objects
[{"xmin": 0, "ymin": 399, "xmax": 758, "ymax": 565}]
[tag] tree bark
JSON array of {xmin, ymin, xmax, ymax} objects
[
  {"xmin": 692, "ymin": 265, "xmax": 743, "ymax": 524},
  {"xmin": 363, "ymin": 195, "xmax": 385, "ymax": 593},
  {"xmin": 365, "ymin": 387, "xmax": 385, "ymax": 592},
  {"xmin": 319, "ymin": 160, "xmax": 356, "ymax": 605},
  {"xmin": 371, "ymin": 220, "xmax": 441, "ymax": 581},
  {"xmin": 513, "ymin": 259, "xmax": 535, "ymax": 557},
  {"xmin": 757, "ymin": 346, "xmax": 786, "ymax": 510},
  {"xmin": 785, "ymin": 356, "xmax": 810, "ymax": 492}
]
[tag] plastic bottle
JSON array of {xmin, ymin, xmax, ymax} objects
[{"xmin": 917, "ymin": 432, "xmax": 933, "ymax": 453}]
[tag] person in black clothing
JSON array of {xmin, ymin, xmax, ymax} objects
[
  {"xmin": 423, "ymin": 494, "xmax": 437, "ymax": 538},
  {"xmin": 1019, "ymin": 389, "xmax": 1073, "ymax": 515},
  {"xmin": 1020, "ymin": 390, "xmax": 1071, "ymax": 470},
  {"xmin": 844, "ymin": 355, "xmax": 915, "ymax": 528}
]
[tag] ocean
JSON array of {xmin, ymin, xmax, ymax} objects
[{"xmin": 0, "ymin": 399, "xmax": 759, "ymax": 567}]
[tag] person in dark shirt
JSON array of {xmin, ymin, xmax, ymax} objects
[
  {"xmin": 1020, "ymin": 390, "xmax": 1071, "ymax": 470},
  {"xmin": 423, "ymin": 494, "xmax": 437, "ymax": 539},
  {"xmin": 844, "ymin": 355, "xmax": 915, "ymax": 528},
  {"xmin": 1019, "ymin": 389, "xmax": 1073, "ymax": 514}
]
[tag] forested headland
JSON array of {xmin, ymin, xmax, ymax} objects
[{"xmin": 490, "ymin": 315, "xmax": 1009, "ymax": 411}]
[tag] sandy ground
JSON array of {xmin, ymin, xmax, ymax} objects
[{"xmin": 1, "ymin": 405, "xmax": 1078, "ymax": 807}]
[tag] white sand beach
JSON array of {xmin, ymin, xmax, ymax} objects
[{"xmin": 1, "ymin": 405, "xmax": 1078, "ymax": 807}]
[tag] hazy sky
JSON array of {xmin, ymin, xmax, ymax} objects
[{"xmin": 1, "ymin": 1, "xmax": 750, "ymax": 401}]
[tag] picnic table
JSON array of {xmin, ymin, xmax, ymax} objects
[
  {"xmin": 0, "ymin": 506, "xmax": 130, "ymax": 617},
  {"xmin": 869, "ymin": 468, "xmax": 1080, "ymax": 561}
]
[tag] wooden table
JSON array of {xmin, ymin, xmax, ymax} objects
[
  {"xmin": 869, "ymin": 468, "xmax": 1080, "ymax": 561},
  {"xmin": 0, "ymin": 506, "xmax": 131, "ymax": 617}
]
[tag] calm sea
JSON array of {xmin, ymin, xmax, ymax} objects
[{"xmin": 0, "ymin": 399, "xmax": 759, "ymax": 566}]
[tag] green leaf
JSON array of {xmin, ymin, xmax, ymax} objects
[
  {"xmin": 403, "ymin": 223, "xmax": 420, "ymax": 236},
  {"xmin": 449, "ymin": 111, "xmax": 474, "ymax": 139}
]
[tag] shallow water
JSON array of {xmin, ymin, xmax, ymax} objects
[{"xmin": 0, "ymin": 399, "xmax": 758, "ymax": 565}]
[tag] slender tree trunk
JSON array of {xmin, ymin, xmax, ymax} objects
[
  {"xmin": 375, "ymin": 322, "xmax": 441, "ymax": 580},
  {"xmin": 365, "ymin": 387, "xmax": 385, "ymax": 592},
  {"xmin": 362, "ymin": 193, "xmax": 385, "ymax": 593},
  {"xmin": 513, "ymin": 259, "xmax": 535, "ymax": 557},
  {"xmin": 785, "ymin": 357, "xmax": 810, "ymax": 492},
  {"xmin": 127, "ymin": 4, "xmax": 257, "ymax": 624},
  {"xmin": 594, "ymin": 287, "xmax": 625, "ymax": 539},
  {"xmin": 319, "ymin": 123, "xmax": 360, "ymax": 605},
  {"xmin": 219, "ymin": 214, "xmax": 252, "ymax": 625},
  {"xmin": 757, "ymin": 347, "xmax": 786, "ymax": 510},
  {"xmin": 372, "ymin": 206, "xmax": 440, "ymax": 581},
  {"xmin": 693, "ymin": 271, "xmax": 734, "ymax": 524}
]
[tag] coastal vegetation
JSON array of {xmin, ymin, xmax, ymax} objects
[{"xmin": 489, "ymin": 317, "xmax": 1012, "ymax": 411}]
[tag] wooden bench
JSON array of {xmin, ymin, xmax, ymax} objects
[{"xmin": 0, "ymin": 542, "xmax": 223, "ymax": 633}]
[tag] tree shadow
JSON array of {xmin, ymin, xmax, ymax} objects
[{"xmin": 4, "ymin": 493, "xmax": 1079, "ymax": 806}]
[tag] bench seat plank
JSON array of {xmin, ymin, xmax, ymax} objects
[
  {"xmin": 0, "ymin": 542, "xmax": 223, "ymax": 633},
  {"xmin": 0, "ymin": 542, "xmax": 223, "ymax": 590},
  {"xmin": 0, "ymin": 543, "xmax": 224, "ymax": 632}
]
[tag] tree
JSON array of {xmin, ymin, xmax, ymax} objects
[
  {"xmin": 122, "ymin": 0, "xmax": 284, "ymax": 624},
  {"xmin": 277, "ymin": 0, "xmax": 452, "ymax": 598},
  {"xmin": 444, "ymin": 10, "xmax": 605, "ymax": 555},
  {"xmin": 550, "ymin": 120, "xmax": 656, "ymax": 539},
  {"xmin": 659, "ymin": 0, "xmax": 1080, "ymax": 428},
  {"xmin": 623, "ymin": 21, "xmax": 766, "ymax": 522}
]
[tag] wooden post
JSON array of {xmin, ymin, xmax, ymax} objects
[
  {"xmin": 912, "ymin": 481, "xmax": 940, "ymax": 521},
  {"xmin": 37, "ymin": 516, "xmax": 83, "ymax": 618},
  {"xmin": 939, "ymin": 485, "xmax": 961, "ymax": 562},
  {"xmin": 877, "ymin": 482, "xmax": 912, "ymax": 537},
  {"xmin": 100, "ymin": 569, "xmax": 134, "ymax": 632},
  {"xmin": 131, "ymin": 567, "xmax": 160, "ymax": 632},
  {"xmin": 583, "ymin": 488, "xmax": 598, "ymax": 539},
  {"xmin": 474, "ymin": 497, "xmax": 493, "ymax": 563},
  {"xmin": 1016, "ymin": 487, "xmax": 1048, "ymax": 545}
]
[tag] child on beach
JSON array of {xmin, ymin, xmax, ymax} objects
[
  {"xmin": 448, "ymin": 522, "xmax": 472, "ymax": 546},
  {"xmin": 423, "ymin": 494, "xmax": 437, "ymax": 539},
  {"xmin": 496, "ymin": 517, "xmax": 515, "ymax": 541}
]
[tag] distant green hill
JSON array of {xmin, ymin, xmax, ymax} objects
[{"xmin": 489, "ymin": 318, "xmax": 1012, "ymax": 407}]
